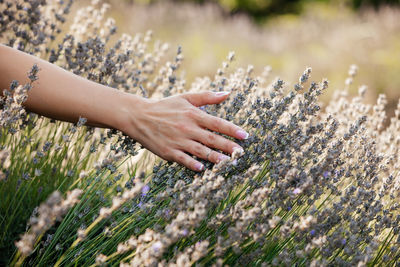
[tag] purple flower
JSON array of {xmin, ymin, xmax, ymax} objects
[
  {"xmin": 164, "ymin": 209, "xmax": 170, "ymax": 216},
  {"xmin": 293, "ymin": 188, "xmax": 301, "ymax": 195},
  {"xmin": 152, "ymin": 241, "xmax": 162, "ymax": 252},
  {"xmin": 310, "ymin": 230, "xmax": 316, "ymax": 235},
  {"xmin": 141, "ymin": 185, "xmax": 150, "ymax": 196},
  {"xmin": 182, "ymin": 229, "xmax": 189, "ymax": 236},
  {"xmin": 17, "ymin": 42, "xmax": 24, "ymax": 51},
  {"xmin": 323, "ymin": 171, "xmax": 330, "ymax": 178}
]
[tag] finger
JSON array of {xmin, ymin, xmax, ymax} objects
[
  {"xmin": 197, "ymin": 113, "xmax": 249, "ymax": 140},
  {"xmin": 172, "ymin": 149, "xmax": 205, "ymax": 172},
  {"xmin": 181, "ymin": 91, "xmax": 230, "ymax": 107},
  {"xmin": 194, "ymin": 129, "xmax": 243, "ymax": 155},
  {"xmin": 184, "ymin": 140, "xmax": 230, "ymax": 164}
]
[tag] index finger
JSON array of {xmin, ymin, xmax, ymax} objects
[{"xmin": 199, "ymin": 113, "xmax": 249, "ymax": 140}]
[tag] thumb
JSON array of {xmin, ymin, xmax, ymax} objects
[{"xmin": 181, "ymin": 91, "xmax": 231, "ymax": 107}]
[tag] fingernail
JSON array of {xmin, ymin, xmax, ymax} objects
[
  {"xmin": 217, "ymin": 154, "xmax": 230, "ymax": 163},
  {"xmin": 215, "ymin": 91, "xmax": 230, "ymax": 96},
  {"xmin": 236, "ymin": 130, "xmax": 249, "ymax": 139},
  {"xmin": 194, "ymin": 162, "xmax": 204, "ymax": 171}
]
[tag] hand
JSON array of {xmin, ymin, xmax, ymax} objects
[{"xmin": 119, "ymin": 91, "xmax": 248, "ymax": 172}]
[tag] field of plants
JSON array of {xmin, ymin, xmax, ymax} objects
[
  {"xmin": 104, "ymin": 0, "xmax": 400, "ymax": 116},
  {"xmin": 1, "ymin": 0, "xmax": 400, "ymax": 266}
]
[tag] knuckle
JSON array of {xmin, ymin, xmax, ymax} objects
[
  {"xmin": 197, "ymin": 109, "xmax": 206, "ymax": 120},
  {"xmin": 209, "ymin": 151, "xmax": 217, "ymax": 161},
  {"xmin": 207, "ymin": 132, "xmax": 217, "ymax": 143},
  {"xmin": 175, "ymin": 153, "xmax": 186, "ymax": 164},
  {"xmin": 213, "ymin": 117, "xmax": 221, "ymax": 127},
  {"xmin": 161, "ymin": 148, "xmax": 174, "ymax": 160},
  {"xmin": 191, "ymin": 143, "xmax": 204, "ymax": 155},
  {"xmin": 180, "ymin": 97, "xmax": 191, "ymax": 106},
  {"xmin": 176, "ymin": 122, "xmax": 189, "ymax": 133},
  {"xmin": 210, "ymin": 118, "xmax": 222, "ymax": 131},
  {"xmin": 183, "ymin": 108, "xmax": 197, "ymax": 120},
  {"xmin": 201, "ymin": 133, "xmax": 214, "ymax": 147},
  {"xmin": 225, "ymin": 141, "xmax": 236, "ymax": 152},
  {"xmin": 199, "ymin": 92, "xmax": 208, "ymax": 100},
  {"xmin": 230, "ymin": 124, "xmax": 239, "ymax": 135},
  {"xmin": 229, "ymin": 125, "xmax": 240, "ymax": 137}
]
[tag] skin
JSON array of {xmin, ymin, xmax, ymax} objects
[{"xmin": 0, "ymin": 44, "xmax": 248, "ymax": 172}]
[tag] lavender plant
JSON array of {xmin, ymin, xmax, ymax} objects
[{"xmin": 1, "ymin": 0, "xmax": 400, "ymax": 266}]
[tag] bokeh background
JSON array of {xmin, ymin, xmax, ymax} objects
[{"xmin": 79, "ymin": 0, "xmax": 400, "ymax": 116}]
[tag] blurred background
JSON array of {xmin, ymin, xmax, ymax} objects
[{"xmin": 80, "ymin": 0, "xmax": 400, "ymax": 115}]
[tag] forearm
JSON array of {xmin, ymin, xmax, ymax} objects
[{"xmin": 0, "ymin": 44, "xmax": 143, "ymax": 130}]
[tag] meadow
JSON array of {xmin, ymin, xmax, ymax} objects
[
  {"xmin": 105, "ymin": 0, "xmax": 400, "ymax": 109},
  {"xmin": 1, "ymin": 0, "xmax": 400, "ymax": 266}
]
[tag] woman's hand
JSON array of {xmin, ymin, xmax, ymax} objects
[{"xmin": 119, "ymin": 91, "xmax": 248, "ymax": 172}]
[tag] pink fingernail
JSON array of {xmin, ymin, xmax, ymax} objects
[
  {"xmin": 236, "ymin": 130, "xmax": 249, "ymax": 139},
  {"xmin": 217, "ymin": 154, "xmax": 230, "ymax": 162},
  {"xmin": 215, "ymin": 91, "xmax": 230, "ymax": 96},
  {"xmin": 194, "ymin": 162, "xmax": 204, "ymax": 171}
]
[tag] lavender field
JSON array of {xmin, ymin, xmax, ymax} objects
[{"xmin": 1, "ymin": 0, "xmax": 400, "ymax": 266}]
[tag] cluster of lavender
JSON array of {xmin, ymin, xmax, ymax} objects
[
  {"xmin": 15, "ymin": 189, "xmax": 82, "ymax": 257},
  {"xmin": 1, "ymin": 0, "xmax": 400, "ymax": 266}
]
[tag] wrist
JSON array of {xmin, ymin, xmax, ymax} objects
[{"xmin": 112, "ymin": 91, "xmax": 150, "ymax": 136}]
